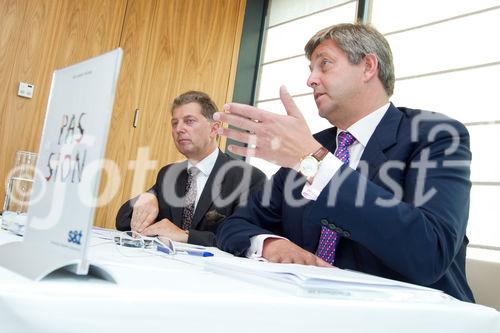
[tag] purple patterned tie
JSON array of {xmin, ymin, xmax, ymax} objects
[
  {"xmin": 315, "ymin": 131, "xmax": 356, "ymax": 264},
  {"xmin": 181, "ymin": 167, "xmax": 200, "ymax": 230}
]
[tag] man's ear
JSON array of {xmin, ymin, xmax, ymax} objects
[
  {"xmin": 362, "ymin": 53, "xmax": 379, "ymax": 82},
  {"xmin": 210, "ymin": 120, "xmax": 221, "ymax": 138}
]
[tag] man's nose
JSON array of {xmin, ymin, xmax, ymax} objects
[
  {"xmin": 174, "ymin": 122, "xmax": 186, "ymax": 133},
  {"xmin": 307, "ymin": 72, "xmax": 319, "ymax": 88}
]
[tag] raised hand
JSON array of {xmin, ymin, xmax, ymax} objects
[{"xmin": 214, "ymin": 86, "xmax": 321, "ymax": 168}]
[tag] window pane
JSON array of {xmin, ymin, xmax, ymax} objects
[
  {"xmin": 264, "ymin": 2, "xmax": 356, "ymax": 63},
  {"xmin": 256, "ymin": 57, "xmax": 311, "ymax": 101},
  {"xmin": 468, "ymin": 185, "xmax": 500, "ymax": 248},
  {"xmin": 468, "ymin": 125, "xmax": 500, "ymax": 183},
  {"xmin": 372, "ymin": 0, "xmax": 500, "ymax": 34},
  {"xmin": 268, "ymin": 0, "xmax": 354, "ymax": 27},
  {"xmin": 386, "ymin": 8, "xmax": 500, "ymax": 78},
  {"xmin": 392, "ymin": 64, "xmax": 500, "ymax": 124},
  {"xmin": 257, "ymin": 95, "xmax": 331, "ymax": 134}
]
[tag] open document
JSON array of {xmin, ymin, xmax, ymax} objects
[{"xmin": 204, "ymin": 256, "xmax": 450, "ymax": 302}]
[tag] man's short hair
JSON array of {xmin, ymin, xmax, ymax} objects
[
  {"xmin": 171, "ymin": 91, "xmax": 218, "ymax": 120},
  {"xmin": 304, "ymin": 23, "xmax": 395, "ymax": 97}
]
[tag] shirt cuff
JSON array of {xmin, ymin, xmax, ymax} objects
[
  {"xmin": 301, "ymin": 153, "xmax": 343, "ymax": 201},
  {"xmin": 246, "ymin": 234, "xmax": 286, "ymax": 260}
]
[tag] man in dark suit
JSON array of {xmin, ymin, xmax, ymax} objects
[
  {"xmin": 116, "ymin": 91, "xmax": 266, "ymax": 246},
  {"xmin": 213, "ymin": 24, "xmax": 474, "ymax": 302}
]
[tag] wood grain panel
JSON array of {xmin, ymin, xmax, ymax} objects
[
  {"xmin": 0, "ymin": 0, "xmax": 28, "ymax": 201},
  {"xmin": 218, "ymin": 0, "xmax": 246, "ymax": 150},
  {"xmin": 136, "ymin": 0, "xmax": 245, "ymax": 184},
  {"xmin": 94, "ymin": 0, "xmax": 247, "ymax": 229},
  {"xmin": 46, "ymin": 0, "xmax": 126, "ymax": 69},
  {"xmin": 0, "ymin": 0, "xmax": 126, "ymax": 209},
  {"xmin": 0, "ymin": 0, "xmax": 247, "ymax": 229},
  {"xmin": 93, "ymin": 0, "xmax": 159, "ymax": 228},
  {"xmin": 0, "ymin": 0, "xmax": 26, "ymax": 112},
  {"xmin": 0, "ymin": 0, "xmax": 59, "ymax": 205}
]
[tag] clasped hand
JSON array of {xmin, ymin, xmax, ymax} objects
[
  {"xmin": 131, "ymin": 192, "xmax": 188, "ymax": 242},
  {"xmin": 131, "ymin": 192, "xmax": 159, "ymax": 233}
]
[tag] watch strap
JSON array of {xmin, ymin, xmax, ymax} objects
[
  {"xmin": 305, "ymin": 146, "xmax": 328, "ymax": 184},
  {"xmin": 311, "ymin": 146, "xmax": 328, "ymax": 162}
]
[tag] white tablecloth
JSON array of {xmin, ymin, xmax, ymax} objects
[{"xmin": 0, "ymin": 229, "xmax": 498, "ymax": 333}]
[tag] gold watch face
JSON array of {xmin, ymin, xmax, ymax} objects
[{"xmin": 299, "ymin": 156, "xmax": 319, "ymax": 177}]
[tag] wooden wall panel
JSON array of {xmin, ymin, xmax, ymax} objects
[
  {"xmin": 0, "ymin": 0, "xmax": 26, "ymax": 114},
  {"xmin": 1, "ymin": 0, "xmax": 247, "ymax": 230},
  {"xmin": 95, "ymin": 0, "xmax": 247, "ymax": 229},
  {"xmin": 0, "ymin": 0, "xmax": 61, "ymax": 204},
  {"xmin": 0, "ymin": 0, "xmax": 126, "ymax": 207},
  {"xmin": 46, "ymin": 0, "xmax": 126, "ymax": 69},
  {"xmin": 218, "ymin": 0, "xmax": 246, "ymax": 150},
  {"xmin": 136, "ymin": 0, "xmax": 245, "ymax": 182},
  {"xmin": 93, "ymin": 0, "xmax": 159, "ymax": 228},
  {"xmin": 0, "ymin": 0, "xmax": 28, "ymax": 201}
]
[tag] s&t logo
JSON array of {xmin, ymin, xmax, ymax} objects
[{"xmin": 68, "ymin": 230, "xmax": 83, "ymax": 245}]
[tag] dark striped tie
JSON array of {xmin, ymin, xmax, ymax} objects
[{"xmin": 181, "ymin": 167, "xmax": 200, "ymax": 230}]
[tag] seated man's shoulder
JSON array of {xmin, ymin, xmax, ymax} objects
[
  {"xmin": 157, "ymin": 160, "xmax": 187, "ymax": 174},
  {"xmin": 398, "ymin": 107, "xmax": 467, "ymax": 131},
  {"xmin": 215, "ymin": 153, "xmax": 267, "ymax": 189},
  {"xmin": 397, "ymin": 106, "xmax": 469, "ymax": 142},
  {"xmin": 220, "ymin": 153, "xmax": 264, "ymax": 174}
]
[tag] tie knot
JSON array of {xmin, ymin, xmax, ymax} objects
[
  {"xmin": 188, "ymin": 166, "xmax": 200, "ymax": 177},
  {"xmin": 337, "ymin": 131, "xmax": 356, "ymax": 149}
]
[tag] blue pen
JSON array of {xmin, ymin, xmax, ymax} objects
[
  {"xmin": 156, "ymin": 245, "xmax": 213, "ymax": 257},
  {"xmin": 183, "ymin": 250, "xmax": 214, "ymax": 257}
]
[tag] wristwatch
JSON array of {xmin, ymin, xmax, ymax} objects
[{"xmin": 298, "ymin": 146, "xmax": 328, "ymax": 182}]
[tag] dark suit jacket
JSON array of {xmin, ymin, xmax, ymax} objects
[
  {"xmin": 217, "ymin": 104, "xmax": 475, "ymax": 302},
  {"xmin": 116, "ymin": 150, "xmax": 266, "ymax": 246}
]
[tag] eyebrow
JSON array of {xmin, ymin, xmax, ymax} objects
[
  {"xmin": 309, "ymin": 52, "xmax": 328, "ymax": 70},
  {"xmin": 172, "ymin": 114, "xmax": 196, "ymax": 120}
]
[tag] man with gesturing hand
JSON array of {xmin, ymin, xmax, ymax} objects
[
  {"xmin": 116, "ymin": 91, "xmax": 265, "ymax": 246},
  {"xmin": 213, "ymin": 24, "xmax": 474, "ymax": 302}
]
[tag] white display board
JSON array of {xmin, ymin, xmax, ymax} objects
[{"xmin": 0, "ymin": 48, "xmax": 123, "ymax": 281}]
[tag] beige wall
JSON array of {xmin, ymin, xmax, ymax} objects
[{"xmin": 467, "ymin": 257, "xmax": 500, "ymax": 311}]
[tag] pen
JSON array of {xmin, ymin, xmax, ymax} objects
[
  {"xmin": 156, "ymin": 245, "xmax": 214, "ymax": 257},
  {"xmin": 181, "ymin": 250, "xmax": 214, "ymax": 257}
]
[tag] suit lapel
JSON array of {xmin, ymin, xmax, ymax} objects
[
  {"xmin": 191, "ymin": 150, "xmax": 229, "ymax": 229},
  {"xmin": 171, "ymin": 162, "xmax": 188, "ymax": 227},
  {"xmin": 315, "ymin": 127, "xmax": 338, "ymax": 153},
  {"xmin": 314, "ymin": 104, "xmax": 402, "ymax": 181},
  {"xmin": 359, "ymin": 103, "xmax": 402, "ymax": 180}
]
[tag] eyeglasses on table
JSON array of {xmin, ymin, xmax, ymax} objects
[{"xmin": 113, "ymin": 230, "xmax": 176, "ymax": 255}]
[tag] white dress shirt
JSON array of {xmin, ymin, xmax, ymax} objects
[
  {"xmin": 302, "ymin": 103, "xmax": 390, "ymax": 200},
  {"xmin": 187, "ymin": 148, "xmax": 219, "ymax": 209},
  {"xmin": 246, "ymin": 103, "xmax": 390, "ymax": 259}
]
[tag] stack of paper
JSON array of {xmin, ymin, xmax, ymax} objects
[{"xmin": 204, "ymin": 257, "xmax": 449, "ymax": 302}]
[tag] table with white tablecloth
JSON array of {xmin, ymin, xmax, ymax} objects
[{"xmin": 0, "ymin": 229, "xmax": 498, "ymax": 333}]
